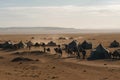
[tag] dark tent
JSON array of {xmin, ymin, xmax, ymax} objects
[
  {"xmin": 34, "ymin": 42, "xmax": 40, "ymax": 47},
  {"xmin": 81, "ymin": 40, "xmax": 92, "ymax": 49},
  {"xmin": 87, "ymin": 44, "xmax": 110, "ymax": 60},
  {"xmin": 26, "ymin": 41, "xmax": 33, "ymax": 46},
  {"xmin": 67, "ymin": 40, "xmax": 78, "ymax": 51},
  {"xmin": 110, "ymin": 40, "xmax": 119, "ymax": 48},
  {"xmin": 78, "ymin": 43, "xmax": 84, "ymax": 51},
  {"xmin": 47, "ymin": 41, "xmax": 57, "ymax": 46},
  {"xmin": 17, "ymin": 41, "xmax": 26, "ymax": 48},
  {"xmin": 2, "ymin": 41, "xmax": 14, "ymax": 49},
  {"xmin": 0, "ymin": 43, "xmax": 2, "ymax": 48}
]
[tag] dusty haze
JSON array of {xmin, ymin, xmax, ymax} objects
[{"xmin": 0, "ymin": 27, "xmax": 120, "ymax": 34}]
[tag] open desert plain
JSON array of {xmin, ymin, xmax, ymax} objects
[
  {"xmin": 0, "ymin": 33, "xmax": 120, "ymax": 80},
  {"xmin": 1, "ymin": 0, "xmax": 120, "ymax": 80}
]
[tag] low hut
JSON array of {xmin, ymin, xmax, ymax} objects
[{"xmin": 87, "ymin": 44, "xmax": 110, "ymax": 60}]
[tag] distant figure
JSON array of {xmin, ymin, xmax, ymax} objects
[
  {"xmin": 82, "ymin": 50, "xmax": 86, "ymax": 59},
  {"xmin": 77, "ymin": 51, "xmax": 80, "ymax": 59},
  {"xmin": 58, "ymin": 47, "xmax": 62, "ymax": 57},
  {"xmin": 28, "ymin": 45, "xmax": 31, "ymax": 50},
  {"xmin": 75, "ymin": 47, "xmax": 81, "ymax": 59},
  {"xmin": 26, "ymin": 41, "xmax": 33, "ymax": 50},
  {"xmin": 67, "ymin": 48, "xmax": 73, "ymax": 57},
  {"xmin": 44, "ymin": 47, "xmax": 46, "ymax": 53}
]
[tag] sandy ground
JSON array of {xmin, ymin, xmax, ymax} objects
[{"xmin": 0, "ymin": 33, "xmax": 120, "ymax": 80}]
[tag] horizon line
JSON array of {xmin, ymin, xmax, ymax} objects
[{"xmin": 0, "ymin": 26, "xmax": 120, "ymax": 30}]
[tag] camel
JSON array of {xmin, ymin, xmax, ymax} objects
[
  {"xmin": 54, "ymin": 46, "xmax": 63, "ymax": 57},
  {"xmin": 64, "ymin": 40, "xmax": 82, "ymax": 59},
  {"xmin": 82, "ymin": 50, "xmax": 86, "ymax": 59},
  {"xmin": 111, "ymin": 50, "xmax": 120, "ymax": 59}
]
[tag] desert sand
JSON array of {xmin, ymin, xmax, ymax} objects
[{"xmin": 0, "ymin": 33, "xmax": 120, "ymax": 80}]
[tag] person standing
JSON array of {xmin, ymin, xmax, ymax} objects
[{"xmin": 82, "ymin": 50, "xmax": 86, "ymax": 59}]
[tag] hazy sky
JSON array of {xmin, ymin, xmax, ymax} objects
[{"xmin": 0, "ymin": 0, "xmax": 120, "ymax": 29}]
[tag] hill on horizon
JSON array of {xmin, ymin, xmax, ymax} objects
[{"xmin": 0, "ymin": 27, "xmax": 120, "ymax": 34}]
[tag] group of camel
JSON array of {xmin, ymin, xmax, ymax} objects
[{"xmin": 0, "ymin": 40, "xmax": 120, "ymax": 60}]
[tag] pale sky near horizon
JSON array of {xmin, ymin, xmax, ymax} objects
[{"xmin": 0, "ymin": 0, "xmax": 120, "ymax": 29}]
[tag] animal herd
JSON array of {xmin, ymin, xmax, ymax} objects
[{"xmin": 0, "ymin": 40, "xmax": 120, "ymax": 60}]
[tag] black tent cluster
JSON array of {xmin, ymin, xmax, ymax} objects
[
  {"xmin": 67, "ymin": 40, "xmax": 112, "ymax": 60},
  {"xmin": 0, "ymin": 41, "xmax": 26, "ymax": 50}
]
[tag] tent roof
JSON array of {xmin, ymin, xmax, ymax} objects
[
  {"xmin": 68, "ymin": 40, "xmax": 78, "ymax": 50},
  {"xmin": 96, "ymin": 44, "xmax": 108, "ymax": 51},
  {"xmin": 18, "ymin": 41, "xmax": 26, "ymax": 45},
  {"xmin": 111, "ymin": 40, "xmax": 119, "ymax": 44},
  {"xmin": 48, "ymin": 41, "xmax": 56, "ymax": 44},
  {"xmin": 81, "ymin": 40, "xmax": 92, "ymax": 45},
  {"xmin": 69, "ymin": 40, "xmax": 77, "ymax": 45}
]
